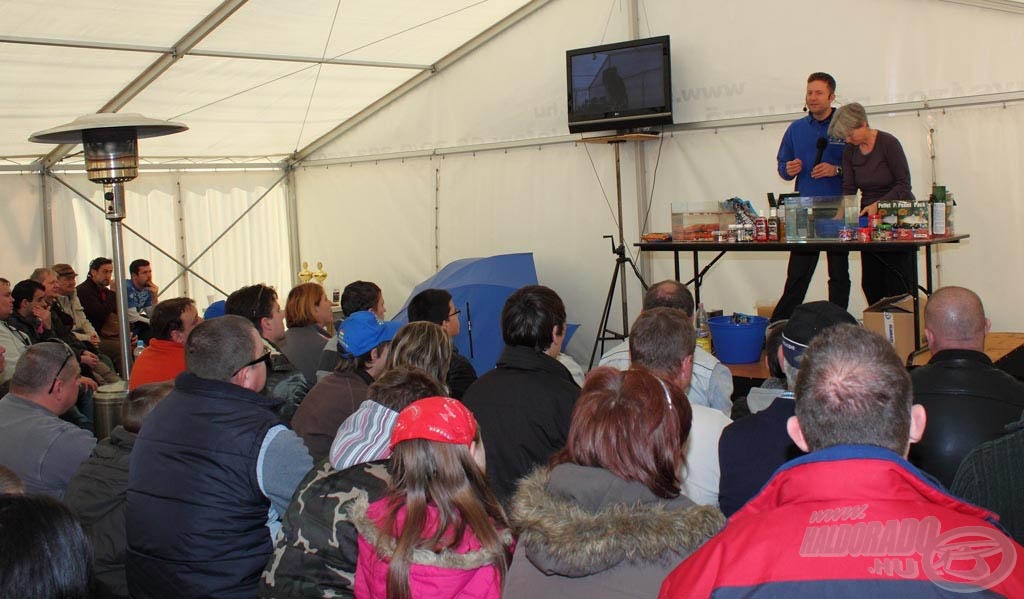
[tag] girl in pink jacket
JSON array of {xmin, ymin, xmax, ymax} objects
[{"xmin": 352, "ymin": 396, "xmax": 513, "ymax": 599}]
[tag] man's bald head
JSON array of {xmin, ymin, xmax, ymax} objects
[{"xmin": 924, "ymin": 287, "xmax": 988, "ymax": 352}]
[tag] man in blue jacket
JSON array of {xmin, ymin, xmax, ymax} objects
[
  {"xmin": 771, "ymin": 72, "xmax": 849, "ymax": 321},
  {"xmin": 126, "ymin": 315, "xmax": 312, "ymax": 598}
]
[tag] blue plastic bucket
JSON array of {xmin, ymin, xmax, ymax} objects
[{"xmin": 707, "ymin": 315, "xmax": 769, "ymax": 363}]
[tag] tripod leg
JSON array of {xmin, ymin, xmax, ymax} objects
[{"xmin": 589, "ymin": 258, "xmax": 622, "ymax": 369}]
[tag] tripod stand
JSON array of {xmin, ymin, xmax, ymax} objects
[
  {"xmin": 589, "ymin": 235, "xmax": 648, "ymax": 368},
  {"xmin": 583, "ymin": 134, "xmax": 658, "ymax": 368}
]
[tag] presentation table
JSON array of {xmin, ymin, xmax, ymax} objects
[{"xmin": 637, "ymin": 234, "xmax": 970, "ymax": 352}]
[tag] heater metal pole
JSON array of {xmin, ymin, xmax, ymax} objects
[{"xmin": 106, "ymin": 183, "xmax": 133, "ymax": 378}]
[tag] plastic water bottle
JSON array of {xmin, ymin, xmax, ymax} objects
[
  {"xmin": 133, "ymin": 339, "xmax": 145, "ymax": 360},
  {"xmin": 696, "ymin": 303, "xmax": 712, "ymax": 354}
]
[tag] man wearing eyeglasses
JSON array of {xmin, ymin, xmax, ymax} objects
[
  {"xmin": 0, "ymin": 342, "xmax": 97, "ymax": 498},
  {"xmin": 126, "ymin": 315, "xmax": 313, "ymax": 598},
  {"xmin": 406, "ymin": 288, "xmax": 477, "ymax": 399}
]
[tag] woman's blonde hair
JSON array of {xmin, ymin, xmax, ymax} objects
[{"xmin": 385, "ymin": 322, "xmax": 451, "ymax": 389}]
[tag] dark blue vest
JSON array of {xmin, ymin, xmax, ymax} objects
[{"xmin": 126, "ymin": 373, "xmax": 282, "ymax": 598}]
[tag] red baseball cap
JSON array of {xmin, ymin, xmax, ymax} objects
[{"xmin": 390, "ymin": 396, "xmax": 477, "ymax": 449}]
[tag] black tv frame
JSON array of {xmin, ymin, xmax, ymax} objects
[{"xmin": 566, "ymin": 35, "xmax": 673, "ymax": 134}]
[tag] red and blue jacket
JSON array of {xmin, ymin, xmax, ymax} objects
[{"xmin": 660, "ymin": 445, "xmax": 1024, "ymax": 598}]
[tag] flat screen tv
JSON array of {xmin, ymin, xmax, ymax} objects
[{"xmin": 566, "ymin": 35, "xmax": 673, "ymax": 134}]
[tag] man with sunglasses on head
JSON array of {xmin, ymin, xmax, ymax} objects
[
  {"xmin": 0, "ymin": 342, "xmax": 97, "ymax": 498},
  {"xmin": 406, "ymin": 288, "xmax": 477, "ymax": 399},
  {"xmin": 126, "ymin": 315, "xmax": 313, "ymax": 598}
]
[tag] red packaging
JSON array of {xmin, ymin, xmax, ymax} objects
[
  {"xmin": 858, "ymin": 228, "xmax": 872, "ymax": 242},
  {"xmin": 896, "ymin": 228, "xmax": 914, "ymax": 240},
  {"xmin": 869, "ymin": 213, "xmax": 882, "ymax": 229},
  {"xmin": 754, "ymin": 217, "xmax": 768, "ymax": 242}
]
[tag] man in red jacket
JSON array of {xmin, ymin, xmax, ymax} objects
[
  {"xmin": 129, "ymin": 298, "xmax": 201, "ymax": 390},
  {"xmin": 661, "ymin": 324, "xmax": 1024, "ymax": 597}
]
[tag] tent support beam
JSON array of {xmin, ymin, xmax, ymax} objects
[
  {"xmin": 0, "ymin": 35, "xmax": 430, "ymax": 70},
  {"xmin": 38, "ymin": 0, "xmax": 250, "ymax": 169},
  {"xmin": 40, "ymin": 171, "xmax": 54, "ymax": 266},
  {"xmin": 285, "ymin": 168, "xmax": 301, "ymax": 287},
  {"xmin": 47, "ymin": 172, "xmax": 230, "ymax": 296},
  {"xmin": 289, "ymin": 0, "xmax": 556, "ymax": 165}
]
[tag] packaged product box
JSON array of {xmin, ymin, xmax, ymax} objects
[
  {"xmin": 863, "ymin": 294, "xmax": 928, "ymax": 364},
  {"xmin": 877, "ymin": 200, "xmax": 931, "ymax": 239}
]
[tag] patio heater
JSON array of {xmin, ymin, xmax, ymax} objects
[{"xmin": 30, "ymin": 113, "xmax": 188, "ymax": 378}]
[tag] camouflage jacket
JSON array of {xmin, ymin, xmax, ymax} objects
[{"xmin": 259, "ymin": 459, "xmax": 389, "ymax": 598}]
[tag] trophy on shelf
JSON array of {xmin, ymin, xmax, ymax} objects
[
  {"xmin": 298, "ymin": 262, "xmax": 313, "ymax": 283},
  {"xmin": 312, "ymin": 262, "xmax": 328, "ymax": 285}
]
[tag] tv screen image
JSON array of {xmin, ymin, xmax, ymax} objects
[{"xmin": 566, "ymin": 36, "xmax": 672, "ymax": 133}]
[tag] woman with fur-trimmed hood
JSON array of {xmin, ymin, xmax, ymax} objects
[{"xmin": 505, "ymin": 366, "xmax": 725, "ymax": 599}]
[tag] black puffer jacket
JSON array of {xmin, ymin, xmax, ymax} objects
[
  {"xmin": 463, "ymin": 346, "xmax": 579, "ymax": 506},
  {"xmin": 64, "ymin": 425, "xmax": 137, "ymax": 598}
]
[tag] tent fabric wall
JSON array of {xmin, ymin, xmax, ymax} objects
[
  {"xmin": 293, "ymin": 158, "xmax": 437, "ymax": 319},
  {"xmin": 298, "ymin": 0, "xmax": 1024, "ymax": 356},
  {"xmin": 43, "ymin": 169, "xmax": 291, "ymax": 312},
  {"xmin": 0, "ymin": 174, "xmax": 45, "ymax": 280}
]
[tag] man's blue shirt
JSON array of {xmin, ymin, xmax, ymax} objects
[{"xmin": 776, "ymin": 111, "xmax": 845, "ymax": 196}]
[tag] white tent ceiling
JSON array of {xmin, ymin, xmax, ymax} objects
[{"xmin": 0, "ymin": 0, "xmax": 534, "ymax": 164}]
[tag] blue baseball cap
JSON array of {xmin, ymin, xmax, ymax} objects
[{"xmin": 337, "ymin": 311, "xmax": 401, "ymax": 357}]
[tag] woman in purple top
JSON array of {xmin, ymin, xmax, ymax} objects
[{"xmin": 830, "ymin": 102, "xmax": 916, "ymax": 305}]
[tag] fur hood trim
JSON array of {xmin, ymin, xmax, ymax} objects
[
  {"xmin": 349, "ymin": 495, "xmax": 513, "ymax": 570},
  {"xmin": 509, "ymin": 468, "xmax": 725, "ymax": 577}
]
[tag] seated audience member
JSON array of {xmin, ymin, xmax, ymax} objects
[
  {"xmin": 293, "ymin": 311, "xmax": 400, "ymax": 461},
  {"xmin": 505, "ymin": 367, "xmax": 724, "ymax": 598},
  {"xmin": 952, "ymin": 412, "xmax": 1024, "ymax": 543},
  {"xmin": 31, "ymin": 268, "xmax": 118, "ymax": 386},
  {"xmin": 128, "ymin": 298, "xmax": 201, "ymax": 390},
  {"xmin": 226, "ymin": 283, "xmax": 308, "ymax": 422},
  {"xmin": 76, "ymin": 257, "xmax": 124, "ymax": 369},
  {"xmin": 327, "ymin": 322, "xmax": 453, "ymax": 470},
  {"xmin": 0, "ymin": 343, "xmax": 96, "ymax": 498},
  {"xmin": 316, "ymin": 280, "xmax": 387, "ymax": 376},
  {"xmin": 717, "ymin": 301, "xmax": 856, "ymax": 517},
  {"xmin": 259, "ymin": 367, "xmax": 444, "ymax": 598},
  {"xmin": 0, "ymin": 464, "xmax": 24, "ymax": 495},
  {"xmin": 8, "ymin": 279, "xmax": 58, "ymax": 345},
  {"xmin": 0, "ymin": 278, "xmax": 27, "ymax": 384},
  {"xmin": 7, "ymin": 279, "xmax": 98, "ymax": 426},
  {"xmin": 351, "ymin": 396, "xmax": 513, "ymax": 599},
  {"xmin": 283, "ymin": 282, "xmax": 335, "ymax": 385},
  {"xmin": 52, "ymin": 263, "xmax": 101, "ymax": 347},
  {"xmin": 661, "ymin": 325, "xmax": 1024, "ymax": 597},
  {"xmin": 407, "ymin": 288, "xmax": 477, "ymax": 398},
  {"xmin": 463, "ymin": 285, "xmax": 580, "ymax": 506},
  {"xmin": 600, "ymin": 280, "xmax": 733, "ymax": 416},
  {"xmin": 909, "ymin": 286, "xmax": 1024, "ymax": 486},
  {"xmin": 739, "ymin": 318, "xmax": 788, "ymax": 416},
  {"xmin": 0, "ymin": 494, "xmax": 93, "ymax": 599},
  {"xmin": 629, "ymin": 307, "xmax": 731, "ymax": 507},
  {"xmin": 125, "ymin": 259, "xmax": 158, "ymax": 342},
  {"xmin": 0, "ymin": 346, "xmax": 6, "ymax": 398},
  {"xmin": 126, "ymin": 315, "xmax": 313, "ymax": 598},
  {"xmin": 65, "ymin": 381, "xmax": 173, "ymax": 598}
]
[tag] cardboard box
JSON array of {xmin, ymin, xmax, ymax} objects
[
  {"xmin": 863, "ymin": 294, "xmax": 927, "ymax": 364},
  {"xmin": 755, "ymin": 302, "xmax": 776, "ymax": 320}
]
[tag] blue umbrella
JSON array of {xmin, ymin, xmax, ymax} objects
[{"xmin": 394, "ymin": 253, "xmax": 577, "ymax": 375}]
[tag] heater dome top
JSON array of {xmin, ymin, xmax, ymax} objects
[{"xmin": 29, "ymin": 113, "xmax": 188, "ymax": 145}]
